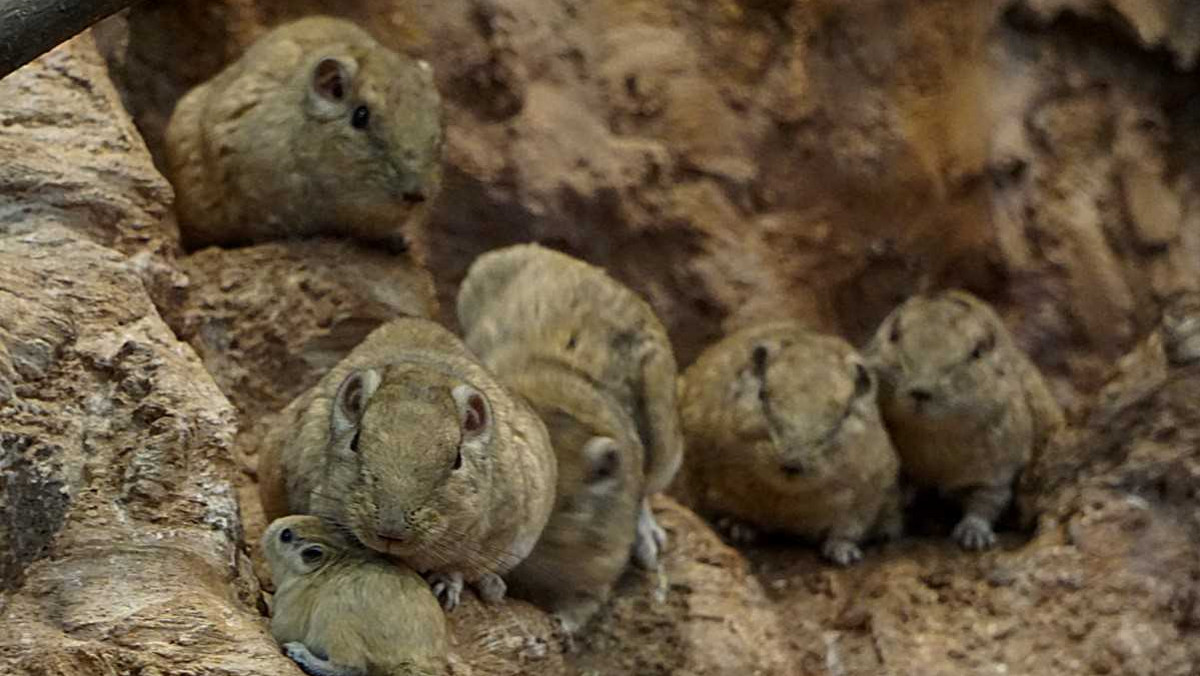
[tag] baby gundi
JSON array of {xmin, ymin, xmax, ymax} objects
[
  {"xmin": 866, "ymin": 290, "xmax": 1064, "ymax": 551},
  {"xmin": 258, "ymin": 317, "xmax": 557, "ymax": 610},
  {"xmin": 678, "ymin": 322, "xmax": 903, "ymax": 565},
  {"xmin": 456, "ymin": 244, "xmax": 683, "ymax": 630},
  {"xmin": 262, "ymin": 516, "xmax": 448, "ymax": 676},
  {"xmin": 165, "ymin": 16, "xmax": 443, "ymax": 251}
]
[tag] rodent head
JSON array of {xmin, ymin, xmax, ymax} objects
[
  {"xmin": 869, "ymin": 290, "xmax": 1011, "ymax": 420},
  {"xmin": 297, "ymin": 37, "xmax": 443, "ymax": 232},
  {"xmin": 739, "ymin": 334, "xmax": 879, "ymax": 487},
  {"xmin": 312, "ymin": 363, "xmax": 494, "ymax": 562},
  {"xmin": 261, "ymin": 515, "xmax": 345, "ymax": 583}
]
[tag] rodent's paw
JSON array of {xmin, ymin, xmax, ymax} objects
[
  {"xmin": 427, "ymin": 571, "xmax": 465, "ymax": 611},
  {"xmin": 551, "ymin": 614, "xmax": 580, "ymax": 653},
  {"xmin": 634, "ymin": 504, "xmax": 668, "ymax": 569},
  {"xmin": 716, "ymin": 517, "xmax": 760, "ymax": 546},
  {"xmin": 952, "ymin": 515, "xmax": 997, "ymax": 551},
  {"xmin": 821, "ymin": 539, "xmax": 864, "ymax": 567},
  {"xmin": 282, "ymin": 642, "xmax": 363, "ymax": 676},
  {"xmin": 475, "ymin": 572, "xmax": 507, "ymax": 604}
]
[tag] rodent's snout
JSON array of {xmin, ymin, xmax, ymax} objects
[
  {"xmin": 908, "ymin": 387, "xmax": 934, "ymax": 404},
  {"xmin": 375, "ymin": 509, "xmax": 413, "ymax": 544}
]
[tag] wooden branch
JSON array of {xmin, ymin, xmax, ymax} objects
[{"xmin": 0, "ymin": 0, "xmax": 140, "ymax": 80}]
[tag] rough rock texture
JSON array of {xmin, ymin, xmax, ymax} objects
[{"xmin": 0, "ymin": 35, "xmax": 297, "ymax": 676}]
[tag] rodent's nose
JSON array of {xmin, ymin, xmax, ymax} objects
[
  {"xmin": 402, "ymin": 190, "xmax": 426, "ymax": 204},
  {"xmin": 781, "ymin": 462, "xmax": 809, "ymax": 478},
  {"xmin": 908, "ymin": 387, "xmax": 934, "ymax": 403}
]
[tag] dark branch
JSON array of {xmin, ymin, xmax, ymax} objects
[{"xmin": 0, "ymin": 0, "xmax": 140, "ymax": 80}]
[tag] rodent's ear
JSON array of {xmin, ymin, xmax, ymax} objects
[
  {"xmin": 333, "ymin": 368, "xmax": 382, "ymax": 429},
  {"xmin": 306, "ymin": 56, "xmax": 357, "ymax": 119},
  {"xmin": 582, "ymin": 437, "xmax": 621, "ymax": 486},
  {"xmin": 452, "ymin": 384, "xmax": 491, "ymax": 442}
]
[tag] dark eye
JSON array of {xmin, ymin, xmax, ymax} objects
[
  {"xmin": 351, "ymin": 105, "xmax": 370, "ymax": 130},
  {"xmin": 300, "ymin": 546, "xmax": 324, "ymax": 565},
  {"xmin": 349, "ymin": 430, "xmax": 361, "ymax": 453},
  {"xmin": 889, "ymin": 322, "xmax": 901, "ymax": 343},
  {"xmin": 279, "ymin": 528, "xmax": 293, "ymax": 543},
  {"xmin": 970, "ymin": 333, "xmax": 996, "ymax": 360},
  {"xmin": 452, "ymin": 449, "xmax": 463, "ymax": 471}
]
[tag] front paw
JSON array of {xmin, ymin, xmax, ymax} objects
[
  {"xmin": 715, "ymin": 517, "xmax": 760, "ymax": 546},
  {"xmin": 427, "ymin": 571, "xmax": 465, "ymax": 611},
  {"xmin": 475, "ymin": 572, "xmax": 507, "ymax": 604},
  {"xmin": 821, "ymin": 539, "xmax": 864, "ymax": 567},
  {"xmin": 952, "ymin": 515, "xmax": 997, "ymax": 551},
  {"xmin": 634, "ymin": 501, "xmax": 668, "ymax": 569}
]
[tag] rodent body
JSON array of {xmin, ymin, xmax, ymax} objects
[
  {"xmin": 258, "ymin": 317, "xmax": 557, "ymax": 609},
  {"xmin": 866, "ymin": 290, "xmax": 1064, "ymax": 550},
  {"xmin": 678, "ymin": 322, "xmax": 902, "ymax": 565},
  {"xmin": 456, "ymin": 244, "xmax": 682, "ymax": 625},
  {"xmin": 262, "ymin": 515, "xmax": 448, "ymax": 676},
  {"xmin": 165, "ymin": 16, "xmax": 443, "ymax": 250}
]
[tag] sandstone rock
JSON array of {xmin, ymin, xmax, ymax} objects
[
  {"xmin": 0, "ymin": 226, "xmax": 290, "ymax": 675},
  {"xmin": 0, "ymin": 35, "xmax": 290, "ymax": 676},
  {"xmin": 162, "ymin": 240, "xmax": 438, "ymax": 424}
]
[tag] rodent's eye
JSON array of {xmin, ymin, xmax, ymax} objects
[
  {"xmin": 300, "ymin": 546, "xmax": 324, "ymax": 565},
  {"xmin": 970, "ymin": 333, "xmax": 996, "ymax": 361},
  {"xmin": 279, "ymin": 528, "xmax": 293, "ymax": 544},
  {"xmin": 889, "ymin": 321, "xmax": 902, "ymax": 343},
  {"xmin": 349, "ymin": 429, "xmax": 362, "ymax": 453},
  {"xmin": 351, "ymin": 105, "xmax": 370, "ymax": 130},
  {"xmin": 452, "ymin": 449, "xmax": 463, "ymax": 471}
]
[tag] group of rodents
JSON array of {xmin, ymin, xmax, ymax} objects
[{"xmin": 165, "ymin": 15, "xmax": 1065, "ymax": 676}]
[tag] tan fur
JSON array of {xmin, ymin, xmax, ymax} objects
[
  {"xmin": 679, "ymin": 322, "xmax": 902, "ymax": 565},
  {"xmin": 258, "ymin": 317, "xmax": 557, "ymax": 608},
  {"xmin": 865, "ymin": 290, "xmax": 1065, "ymax": 550},
  {"xmin": 457, "ymin": 244, "xmax": 684, "ymax": 573},
  {"xmin": 262, "ymin": 516, "xmax": 448, "ymax": 676},
  {"xmin": 165, "ymin": 16, "xmax": 443, "ymax": 250}
]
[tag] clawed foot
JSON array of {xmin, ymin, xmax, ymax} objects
[
  {"xmin": 634, "ymin": 500, "xmax": 668, "ymax": 569},
  {"xmin": 821, "ymin": 539, "xmax": 864, "ymax": 567},
  {"xmin": 716, "ymin": 517, "xmax": 760, "ymax": 546},
  {"xmin": 551, "ymin": 614, "xmax": 580, "ymax": 653},
  {"xmin": 475, "ymin": 572, "xmax": 507, "ymax": 604},
  {"xmin": 953, "ymin": 515, "xmax": 997, "ymax": 551},
  {"xmin": 282, "ymin": 642, "xmax": 363, "ymax": 676},
  {"xmin": 427, "ymin": 570, "xmax": 465, "ymax": 611}
]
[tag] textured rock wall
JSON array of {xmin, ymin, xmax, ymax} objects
[{"xmin": 0, "ymin": 35, "xmax": 290, "ymax": 676}]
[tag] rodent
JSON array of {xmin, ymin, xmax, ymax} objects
[
  {"xmin": 677, "ymin": 322, "xmax": 903, "ymax": 565},
  {"xmin": 456, "ymin": 243, "xmax": 684, "ymax": 574},
  {"xmin": 164, "ymin": 16, "xmax": 443, "ymax": 251},
  {"xmin": 258, "ymin": 316, "xmax": 557, "ymax": 610},
  {"xmin": 262, "ymin": 515, "xmax": 448, "ymax": 676},
  {"xmin": 865, "ymin": 289, "xmax": 1065, "ymax": 550}
]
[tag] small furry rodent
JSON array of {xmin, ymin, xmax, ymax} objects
[
  {"xmin": 262, "ymin": 515, "xmax": 448, "ymax": 676},
  {"xmin": 866, "ymin": 290, "xmax": 1064, "ymax": 550},
  {"xmin": 258, "ymin": 317, "xmax": 557, "ymax": 610},
  {"xmin": 677, "ymin": 322, "xmax": 903, "ymax": 565},
  {"xmin": 456, "ymin": 243, "xmax": 684, "ymax": 576},
  {"xmin": 165, "ymin": 16, "xmax": 443, "ymax": 251}
]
